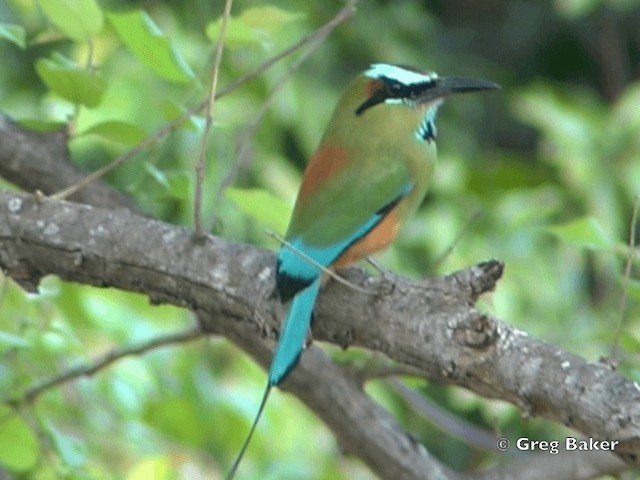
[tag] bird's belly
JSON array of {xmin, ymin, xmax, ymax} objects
[{"xmin": 332, "ymin": 208, "xmax": 400, "ymax": 269}]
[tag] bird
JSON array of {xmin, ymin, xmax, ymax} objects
[{"xmin": 225, "ymin": 63, "xmax": 499, "ymax": 478}]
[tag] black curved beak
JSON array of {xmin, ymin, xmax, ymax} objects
[{"xmin": 418, "ymin": 77, "xmax": 500, "ymax": 103}]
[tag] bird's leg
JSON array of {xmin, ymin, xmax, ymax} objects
[
  {"xmin": 303, "ymin": 320, "xmax": 314, "ymax": 349},
  {"xmin": 267, "ymin": 229, "xmax": 375, "ymax": 295},
  {"xmin": 365, "ymin": 257, "xmax": 396, "ymax": 296},
  {"xmin": 366, "ymin": 257, "xmax": 392, "ymax": 276}
]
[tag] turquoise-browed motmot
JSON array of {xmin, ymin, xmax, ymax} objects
[{"xmin": 226, "ymin": 63, "xmax": 498, "ymax": 478}]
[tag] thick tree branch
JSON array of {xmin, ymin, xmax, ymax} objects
[
  {"xmin": 0, "ymin": 115, "xmax": 136, "ymax": 210},
  {"xmin": 0, "ymin": 191, "xmax": 637, "ymax": 480}
]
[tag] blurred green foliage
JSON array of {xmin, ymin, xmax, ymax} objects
[{"xmin": 0, "ymin": 0, "xmax": 639, "ymax": 478}]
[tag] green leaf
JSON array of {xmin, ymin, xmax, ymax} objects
[
  {"xmin": 614, "ymin": 83, "xmax": 640, "ymax": 131},
  {"xmin": 0, "ymin": 331, "xmax": 31, "ymax": 353},
  {"xmin": 37, "ymin": 331, "xmax": 69, "ymax": 354},
  {"xmin": 17, "ymin": 119, "xmax": 67, "ymax": 133},
  {"xmin": 144, "ymin": 162, "xmax": 170, "ymax": 190},
  {"xmin": 226, "ymin": 188, "xmax": 291, "ymax": 235},
  {"xmin": 206, "ymin": 5, "xmax": 303, "ymax": 49},
  {"xmin": 205, "ymin": 16, "xmax": 260, "ymax": 49},
  {"xmin": 145, "ymin": 398, "xmax": 204, "ymax": 445},
  {"xmin": 35, "ymin": 56, "xmax": 106, "ymax": 107},
  {"xmin": 554, "ymin": 0, "xmax": 601, "ymax": 18},
  {"xmin": 623, "ymin": 278, "xmax": 640, "ymax": 301},
  {"xmin": 44, "ymin": 421, "xmax": 86, "ymax": 468},
  {"xmin": 0, "ymin": 407, "xmax": 39, "ymax": 472},
  {"xmin": 157, "ymin": 99, "xmax": 200, "ymax": 131},
  {"xmin": 617, "ymin": 330, "xmax": 640, "ymax": 352},
  {"xmin": 167, "ymin": 172, "xmax": 190, "ymax": 200},
  {"xmin": 545, "ymin": 216, "xmax": 613, "ymax": 250},
  {"xmin": 127, "ymin": 457, "xmax": 171, "ymax": 480},
  {"xmin": 37, "ymin": 0, "xmax": 103, "ymax": 42},
  {"xmin": 240, "ymin": 6, "xmax": 304, "ymax": 34},
  {"xmin": 79, "ymin": 121, "xmax": 148, "ymax": 146},
  {"xmin": 108, "ymin": 11, "xmax": 195, "ymax": 84},
  {"xmin": 0, "ymin": 23, "xmax": 26, "ymax": 49}
]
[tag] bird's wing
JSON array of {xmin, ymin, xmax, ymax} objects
[{"xmin": 277, "ymin": 146, "xmax": 412, "ymax": 299}]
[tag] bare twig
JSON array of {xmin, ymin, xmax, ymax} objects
[
  {"xmin": 354, "ymin": 362, "xmax": 425, "ymax": 381},
  {"xmin": 0, "ymin": 275, "xmax": 7, "ymax": 317},
  {"xmin": 194, "ymin": 0, "xmax": 234, "ymax": 235},
  {"xmin": 7, "ymin": 326, "xmax": 204, "ymax": 406},
  {"xmin": 49, "ymin": 110, "xmax": 193, "ymax": 201},
  {"xmin": 211, "ymin": 0, "xmax": 360, "ymax": 218},
  {"xmin": 85, "ymin": 37, "xmax": 95, "ymax": 70},
  {"xmin": 387, "ymin": 378, "xmax": 498, "ymax": 452},
  {"xmin": 610, "ymin": 195, "xmax": 639, "ymax": 361},
  {"xmin": 365, "ymin": 257, "xmax": 393, "ymax": 276},
  {"xmin": 599, "ymin": 9, "xmax": 627, "ymax": 102},
  {"xmin": 212, "ymin": 65, "xmax": 296, "ymax": 223},
  {"xmin": 432, "ymin": 210, "xmax": 482, "ymax": 271}
]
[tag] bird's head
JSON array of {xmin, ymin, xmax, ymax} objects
[{"xmin": 325, "ymin": 63, "xmax": 499, "ymax": 145}]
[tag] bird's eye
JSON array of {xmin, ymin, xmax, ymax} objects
[{"xmin": 388, "ymin": 82, "xmax": 403, "ymax": 96}]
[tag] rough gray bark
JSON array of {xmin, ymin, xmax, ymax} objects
[
  {"xmin": 0, "ymin": 115, "xmax": 137, "ymax": 210},
  {"xmin": 0, "ymin": 118, "xmax": 637, "ymax": 479}
]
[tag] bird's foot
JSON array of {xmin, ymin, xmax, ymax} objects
[
  {"xmin": 303, "ymin": 328, "xmax": 314, "ymax": 350},
  {"xmin": 366, "ymin": 257, "xmax": 396, "ymax": 297},
  {"xmin": 366, "ymin": 257, "xmax": 391, "ymax": 276}
]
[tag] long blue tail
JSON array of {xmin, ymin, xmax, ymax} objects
[
  {"xmin": 225, "ymin": 278, "xmax": 321, "ymax": 479},
  {"xmin": 269, "ymin": 278, "xmax": 321, "ymax": 386}
]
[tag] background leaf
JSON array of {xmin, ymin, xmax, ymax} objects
[
  {"xmin": 0, "ymin": 23, "xmax": 26, "ymax": 49},
  {"xmin": 37, "ymin": 0, "xmax": 104, "ymax": 41},
  {"xmin": 206, "ymin": 5, "xmax": 303, "ymax": 49},
  {"xmin": 227, "ymin": 188, "xmax": 291, "ymax": 235},
  {"xmin": 240, "ymin": 5, "xmax": 304, "ymax": 34},
  {"xmin": 108, "ymin": 11, "xmax": 195, "ymax": 84},
  {"xmin": 44, "ymin": 420, "xmax": 87, "ymax": 468},
  {"xmin": 0, "ymin": 331, "xmax": 31, "ymax": 352},
  {"xmin": 79, "ymin": 120, "xmax": 148, "ymax": 146},
  {"xmin": 545, "ymin": 216, "xmax": 614, "ymax": 250},
  {"xmin": 35, "ymin": 56, "xmax": 106, "ymax": 107},
  {"xmin": 0, "ymin": 407, "xmax": 39, "ymax": 472}
]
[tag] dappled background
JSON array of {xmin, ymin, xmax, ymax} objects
[{"xmin": 0, "ymin": 0, "xmax": 639, "ymax": 478}]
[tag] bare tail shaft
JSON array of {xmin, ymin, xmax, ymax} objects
[{"xmin": 224, "ymin": 385, "xmax": 272, "ymax": 480}]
